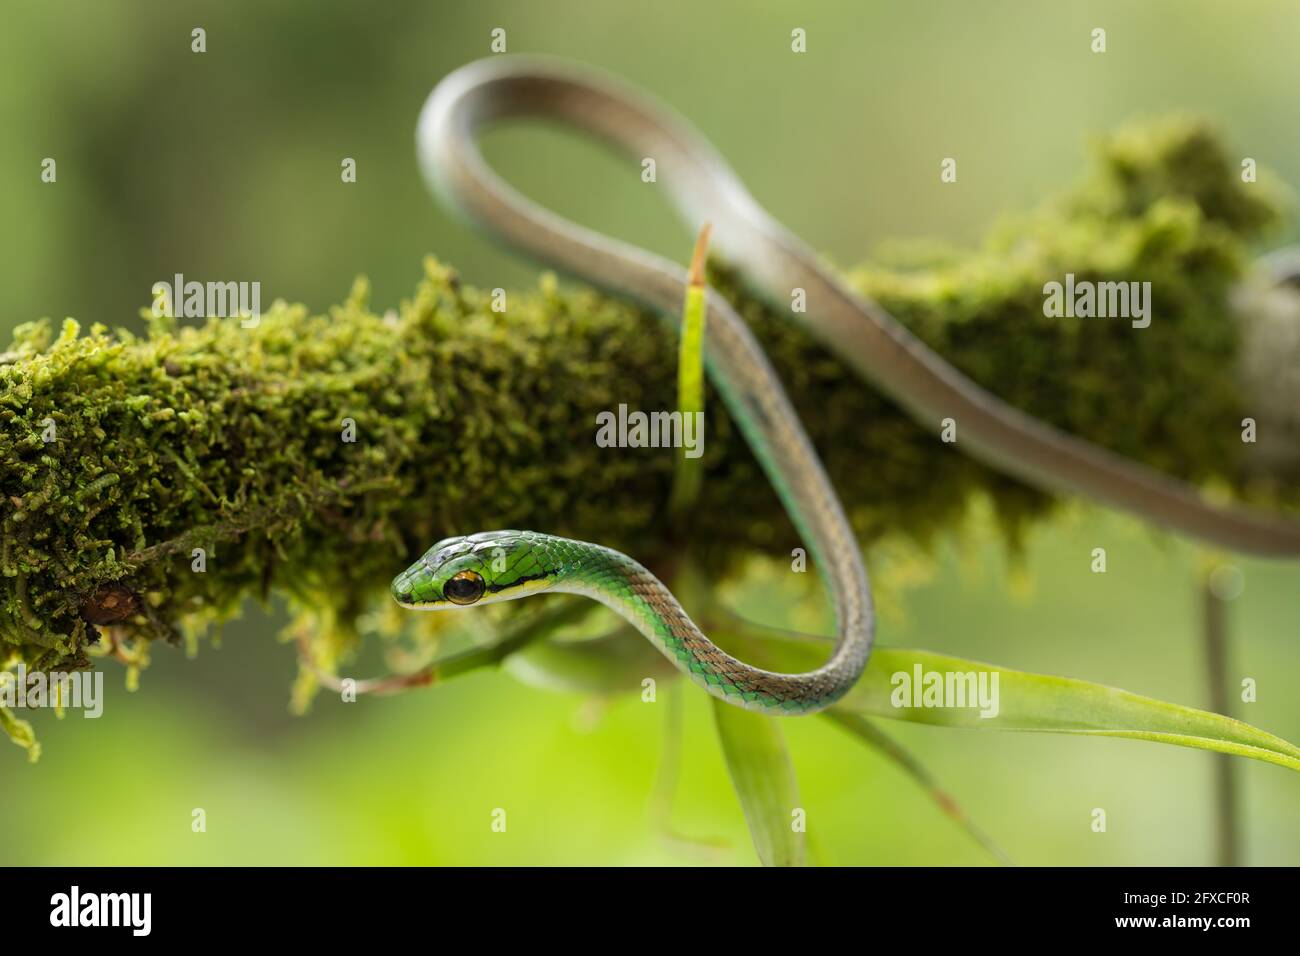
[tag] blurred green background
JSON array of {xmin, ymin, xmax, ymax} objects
[{"xmin": 2, "ymin": 0, "xmax": 1297, "ymax": 865}]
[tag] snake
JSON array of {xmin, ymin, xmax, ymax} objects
[{"xmin": 395, "ymin": 55, "xmax": 1300, "ymax": 716}]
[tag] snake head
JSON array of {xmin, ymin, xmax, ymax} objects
[{"xmin": 391, "ymin": 530, "xmax": 557, "ymax": 610}]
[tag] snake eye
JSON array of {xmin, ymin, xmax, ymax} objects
[{"xmin": 444, "ymin": 570, "xmax": 485, "ymax": 605}]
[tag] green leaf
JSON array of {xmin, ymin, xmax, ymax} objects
[
  {"xmin": 712, "ymin": 619, "xmax": 1300, "ymax": 771},
  {"xmin": 836, "ymin": 648, "xmax": 1300, "ymax": 772},
  {"xmin": 711, "ymin": 699, "xmax": 805, "ymax": 866},
  {"xmin": 668, "ymin": 226, "xmax": 711, "ymax": 516}
]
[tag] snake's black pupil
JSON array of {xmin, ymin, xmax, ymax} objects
[{"xmin": 445, "ymin": 572, "xmax": 484, "ymax": 604}]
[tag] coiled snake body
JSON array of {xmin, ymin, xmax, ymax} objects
[{"xmin": 395, "ymin": 56, "xmax": 1300, "ymax": 716}]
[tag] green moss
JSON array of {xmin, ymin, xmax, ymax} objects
[{"xmin": 1, "ymin": 117, "xmax": 1294, "ymax": 741}]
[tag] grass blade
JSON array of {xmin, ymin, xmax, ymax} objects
[
  {"xmin": 840, "ymin": 648, "xmax": 1300, "ymax": 771},
  {"xmin": 711, "ymin": 698, "xmax": 805, "ymax": 866}
]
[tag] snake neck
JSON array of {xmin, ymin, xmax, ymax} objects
[{"xmin": 552, "ymin": 541, "xmax": 859, "ymax": 715}]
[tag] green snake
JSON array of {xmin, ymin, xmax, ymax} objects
[
  {"xmin": 392, "ymin": 529, "xmax": 865, "ymax": 714},
  {"xmin": 396, "ymin": 56, "xmax": 1300, "ymax": 716}
]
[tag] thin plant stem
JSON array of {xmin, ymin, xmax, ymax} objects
[
  {"xmin": 1201, "ymin": 570, "xmax": 1240, "ymax": 867},
  {"xmin": 295, "ymin": 598, "xmax": 592, "ymax": 696},
  {"xmin": 648, "ymin": 684, "xmax": 730, "ymax": 860},
  {"xmin": 824, "ymin": 708, "xmax": 1014, "ymax": 866}
]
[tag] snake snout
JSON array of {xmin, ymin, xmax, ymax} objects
[{"xmin": 391, "ymin": 575, "xmax": 417, "ymax": 607}]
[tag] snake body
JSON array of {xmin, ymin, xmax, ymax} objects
[
  {"xmin": 416, "ymin": 55, "xmax": 1300, "ymax": 557},
  {"xmin": 397, "ymin": 56, "xmax": 1300, "ymax": 716}
]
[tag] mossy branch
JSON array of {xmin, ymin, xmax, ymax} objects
[{"xmin": 1, "ymin": 117, "xmax": 1295, "ymax": 692}]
